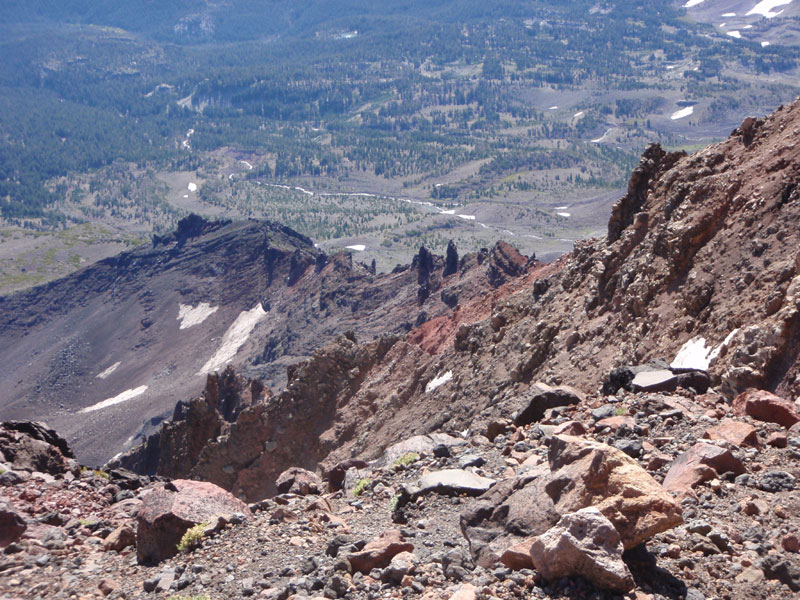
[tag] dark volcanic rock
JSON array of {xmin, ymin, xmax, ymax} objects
[
  {"xmin": 0, "ymin": 500, "xmax": 27, "ymax": 546},
  {"xmin": 0, "ymin": 421, "xmax": 77, "ymax": 475},
  {"xmin": 514, "ymin": 383, "xmax": 584, "ymax": 426}
]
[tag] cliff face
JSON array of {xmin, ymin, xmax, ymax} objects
[
  {"xmin": 114, "ymin": 98, "xmax": 800, "ymax": 502},
  {"xmin": 0, "ymin": 213, "xmax": 534, "ymax": 466}
]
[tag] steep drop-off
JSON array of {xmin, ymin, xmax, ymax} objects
[
  {"xmin": 0, "ymin": 214, "xmax": 533, "ymax": 466},
  {"xmin": 117, "ymin": 98, "xmax": 800, "ymax": 501}
]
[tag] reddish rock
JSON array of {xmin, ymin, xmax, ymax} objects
[
  {"xmin": 766, "ymin": 432, "xmax": 788, "ymax": 448},
  {"xmin": 136, "ymin": 479, "xmax": 250, "ymax": 564},
  {"xmin": 732, "ymin": 389, "xmax": 800, "ymax": 428},
  {"xmin": 595, "ymin": 416, "xmax": 636, "ymax": 432},
  {"xmin": 348, "ymin": 529, "xmax": 414, "ymax": 574},
  {"xmin": 449, "ymin": 583, "xmax": 477, "ymax": 600},
  {"xmin": 0, "ymin": 500, "xmax": 27, "ymax": 546},
  {"xmin": 782, "ymin": 535, "xmax": 800, "ymax": 553},
  {"xmin": 103, "ymin": 525, "xmax": 135, "ymax": 552},
  {"xmin": 646, "ymin": 453, "xmax": 672, "ymax": 472},
  {"xmin": 98, "ymin": 579, "xmax": 119, "ymax": 596},
  {"xmin": 662, "ymin": 442, "xmax": 745, "ymax": 493},
  {"xmin": 499, "ymin": 539, "xmax": 535, "ymax": 570},
  {"xmin": 554, "ymin": 421, "xmax": 588, "ymax": 436},
  {"xmin": 275, "ymin": 467, "xmax": 321, "ymax": 496},
  {"xmin": 530, "ymin": 507, "xmax": 634, "ymax": 592},
  {"xmin": 703, "ymin": 419, "xmax": 759, "ymax": 447},
  {"xmin": 0, "ymin": 421, "xmax": 77, "ymax": 476}
]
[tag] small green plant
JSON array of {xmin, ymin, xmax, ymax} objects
[
  {"xmin": 393, "ymin": 452, "xmax": 420, "ymax": 467},
  {"xmin": 0, "ymin": 467, "xmax": 6, "ymax": 475},
  {"xmin": 176, "ymin": 523, "xmax": 208, "ymax": 552},
  {"xmin": 615, "ymin": 406, "xmax": 627, "ymax": 416},
  {"xmin": 81, "ymin": 467, "xmax": 110, "ymax": 479},
  {"xmin": 353, "ymin": 477, "xmax": 371, "ymax": 497},
  {"xmin": 390, "ymin": 494, "xmax": 401, "ymax": 512},
  {"xmin": 167, "ymin": 595, "xmax": 211, "ymax": 600}
]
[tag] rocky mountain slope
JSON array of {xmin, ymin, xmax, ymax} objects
[
  {"xmin": 0, "ymin": 215, "xmax": 533, "ymax": 466},
  {"xmin": 2, "ymin": 379, "xmax": 799, "ymax": 599},
  {"xmin": 114, "ymin": 97, "xmax": 800, "ymax": 504},
  {"xmin": 2, "ymin": 92, "xmax": 800, "ymax": 600}
]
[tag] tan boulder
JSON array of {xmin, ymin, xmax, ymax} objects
[
  {"xmin": 102, "ymin": 525, "xmax": 135, "ymax": 552},
  {"xmin": 546, "ymin": 435, "xmax": 683, "ymax": 549}
]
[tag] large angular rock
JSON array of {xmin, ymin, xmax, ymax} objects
[
  {"xmin": 0, "ymin": 500, "xmax": 26, "ymax": 546},
  {"xmin": 703, "ymin": 419, "xmax": 759, "ymax": 447},
  {"xmin": 460, "ymin": 465, "xmax": 560, "ymax": 567},
  {"xmin": 530, "ymin": 507, "xmax": 634, "ymax": 592},
  {"xmin": 136, "ymin": 479, "xmax": 250, "ymax": 564},
  {"xmin": 348, "ymin": 529, "xmax": 414, "ymax": 574},
  {"xmin": 275, "ymin": 467, "xmax": 321, "ymax": 496},
  {"xmin": 461, "ymin": 436, "xmax": 682, "ymax": 566},
  {"xmin": 414, "ymin": 469, "xmax": 495, "ymax": 498},
  {"xmin": 545, "ymin": 435, "xmax": 683, "ymax": 549},
  {"xmin": 514, "ymin": 382, "xmax": 584, "ymax": 426},
  {"xmin": 733, "ymin": 389, "xmax": 800, "ymax": 428},
  {"xmin": 662, "ymin": 442, "xmax": 745, "ymax": 493},
  {"xmin": 0, "ymin": 421, "xmax": 78, "ymax": 475}
]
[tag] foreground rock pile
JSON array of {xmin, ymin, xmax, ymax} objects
[{"xmin": 2, "ymin": 376, "xmax": 800, "ymax": 600}]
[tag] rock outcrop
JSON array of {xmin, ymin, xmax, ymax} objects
[{"xmin": 136, "ymin": 479, "xmax": 250, "ymax": 564}]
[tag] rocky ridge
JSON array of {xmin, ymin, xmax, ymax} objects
[
  {"xmin": 0, "ymin": 214, "xmax": 532, "ymax": 465},
  {"xmin": 113, "ymin": 98, "xmax": 800, "ymax": 505}
]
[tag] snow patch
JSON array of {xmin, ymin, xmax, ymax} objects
[
  {"xmin": 727, "ymin": 30, "xmax": 742, "ymax": 38},
  {"xmin": 556, "ymin": 212, "xmax": 571, "ymax": 218},
  {"xmin": 762, "ymin": 40, "xmax": 771, "ymax": 46},
  {"xmin": 670, "ymin": 330, "xmax": 740, "ymax": 370},
  {"xmin": 548, "ymin": 105, "xmax": 558, "ymax": 110},
  {"xmin": 747, "ymin": 0, "xmax": 792, "ymax": 18},
  {"xmin": 671, "ymin": 106, "xmax": 694, "ymax": 120},
  {"xmin": 187, "ymin": 182, "xmax": 198, "ymax": 192},
  {"xmin": 346, "ymin": 245, "xmax": 366, "ymax": 252},
  {"xmin": 96, "ymin": 362, "xmax": 121, "ymax": 380},
  {"xmin": 574, "ymin": 111, "xmax": 585, "ymax": 118},
  {"xmin": 723, "ymin": 12, "xmax": 737, "ymax": 16},
  {"xmin": 178, "ymin": 302, "xmax": 219, "ymax": 329},
  {"xmin": 426, "ymin": 371, "xmax": 453, "ymax": 393},
  {"xmin": 684, "ymin": 0, "xmax": 706, "ymax": 7},
  {"xmin": 458, "ymin": 214, "xmax": 476, "ymax": 221},
  {"xmin": 80, "ymin": 386, "xmax": 148, "ymax": 413},
  {"xmin": 198, "ymin": 304, "xmax": 268, "ymax": 375},
  {"xmin": 554, "ymin": 206, "xmax": 569, "ymax": 210}
]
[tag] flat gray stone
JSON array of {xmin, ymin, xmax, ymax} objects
[
  {"xmin": 631, "ymin": 370, "xmax": 678, "ymax": 392},
  {"xmin": 414, "ymin": 469, "xmax": 495, "ymax": 497}
]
